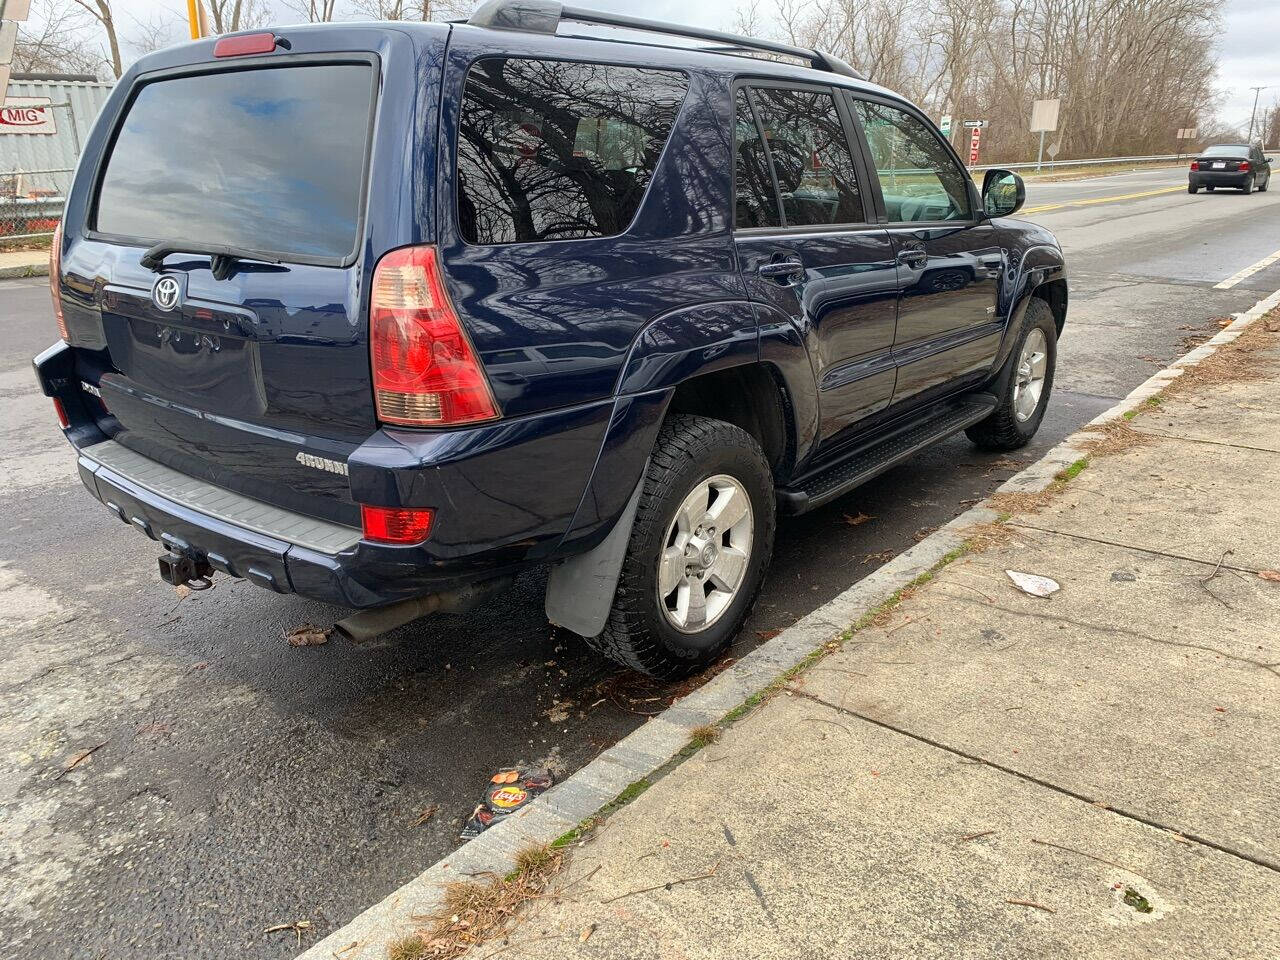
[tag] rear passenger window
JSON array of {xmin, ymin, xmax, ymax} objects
[
  {"xmin": 734, "ymin": 90, "xmax": 781, "ymax": 228},
  {"xmin": 456, "ymin": 59, "xmax": 688, "ymax": 246},
  {"xmin": 749, "ymin": 87, "xmax": 863, "ymax": 227}
]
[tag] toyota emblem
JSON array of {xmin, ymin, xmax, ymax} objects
[{"xmin": 152, "ymin": 275, "xmax": 181, "ymax": 312}]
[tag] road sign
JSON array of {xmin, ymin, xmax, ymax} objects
[
  {"xmin": 0, "ymin": 97, "xmax": 56, "ymax": 134},
  {"xmin": 0, "ymin": 21, "xmax": 15, "ymax": 66},
  {"xmin": 0, "ymin": 0, "xmax": 31, "ymax": 22},
  {"xmin": 968, "ymin": 127, "xmax": 982, "ymax": 166},
  {"xmin": 1030, "ymin": 99, "xmax": 1060, "ymax": 134},
  {"xmin": 1047, "ymin": 142, "xmax": 1061, "ymax": 159},
  {"xmin": 963, "ymin": 119, "xmax": 987, "ymax": 129},
  {"xmin": 1176, "ymin": 127, "xmax": 1198, "ymax": 140},
  {"xmin": 940, "ymin": 114, "xmax": 952, "ymax": 137}
]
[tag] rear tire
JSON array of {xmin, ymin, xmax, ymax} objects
[
  {"xmin": 1259, "ymin": 176, "xmax": 1269, "ymax": 193},
  {"xmin": 584, "ymin": 415, "xmax": 775, "ymax": 679},
  {"xmin": 965, "ymin": 298, "xmax": 1057, "ymax": 452},
  {"xmin": 1188, "ymin": 183, "xmax": 1199, "ymax": 194}
]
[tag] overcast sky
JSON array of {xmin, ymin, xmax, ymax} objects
[{"xmin": 63, "ymin": 0, "xmax": 1280, "ymax": 135}]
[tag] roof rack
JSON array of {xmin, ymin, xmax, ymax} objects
[{"xmin": 465, "ymin": 0, "xmax": 866, "ymax": 81}]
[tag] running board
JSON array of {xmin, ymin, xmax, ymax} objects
[{"xmin": 777, "ymin": 396, "xmax": 998, "ymax": 515}]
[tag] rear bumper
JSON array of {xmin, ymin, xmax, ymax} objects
[
  {"xmin": 36, "ymin": 340, "xmax": 629, "ymax": 608},
  {"xmin": 1190, "ymin": 172, "xmax": 1252, "ymax": 188}
]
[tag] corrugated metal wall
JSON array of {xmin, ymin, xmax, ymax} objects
[{"xmin": 1, "ymin": 79, "xmax": 115, "ymax": 194}]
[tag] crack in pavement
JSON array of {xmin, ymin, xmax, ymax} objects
[
  {"xmin": 1008, "ymin": 523, "xmax": 1265, "ymax": 575},
  {"xmin": 1128, "ymin": 427, "xmax": 1280, "ymax": 456},
  {"xmin": 787, "ymin": 689, "xmax": 1280, "ymax": 876}
]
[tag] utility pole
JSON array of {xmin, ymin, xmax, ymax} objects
[{"xmin": 1246, "ymin": 86, "xmax": 1269, "ymax": 143}]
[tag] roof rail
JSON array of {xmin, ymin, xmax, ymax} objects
[{"xmin": 466, "ymin": 0, "xmax": 866, "ymax": 80}]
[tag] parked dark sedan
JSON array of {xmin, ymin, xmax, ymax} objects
[{"xmin": 1188, "ymin": 143, "xmax": 1272, "ymax": 194}]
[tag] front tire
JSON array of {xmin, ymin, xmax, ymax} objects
[
  {"xmin": 585, "ymin": 415, "xmax": 776, "ymax": 679},
  {"xmin": 966, "ymin": 298, "xmax": 1058, "ymax": 451}
]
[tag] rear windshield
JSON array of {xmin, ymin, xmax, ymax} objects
[
  {"xmin": 95, "ymin": 64, "xmax": 374, "ymax": 262},
  {"xmin": 1202, "ymin": 145, "xmax": 1248, "ymax": 158}
]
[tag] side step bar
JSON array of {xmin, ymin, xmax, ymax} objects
[{"xmin": 777, "ymin": 396, "xmax": 998, "ymax": 515}]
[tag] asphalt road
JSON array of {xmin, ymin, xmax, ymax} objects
[{"xmin": 3, "ymin": 166, "xmax": 1279, "ymax": 958}]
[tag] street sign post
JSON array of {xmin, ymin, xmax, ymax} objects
[
  {"xmin": 963, "ymin": 119, "xmax": 988, "ymax": 128},
  {"xmin": 1030, "ymin": 98, "xmax": 1060, "ymax": 172},
  {"xmin": 968, "ymin": 126, "xmax": 983, "ymax": 166}
]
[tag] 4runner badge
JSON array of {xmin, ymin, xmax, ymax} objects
[
  {"xmin": 152, "ymin": 275, "xmax": 181, "ymax": 312},
  {"xmin": 295, "ymin": 452, "xmax": 349, "ymax": 477}
]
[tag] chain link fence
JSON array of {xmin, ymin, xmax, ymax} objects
[{"xmin": 0, "ymin": 167, "xmax": 69, "ymax": 246}]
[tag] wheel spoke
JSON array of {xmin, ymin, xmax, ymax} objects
[
  {"xmin": 678, "ymin": 484, "xmax": 710, "ymax": 533},
  {"xmin": 709, "ymin": 546, "xmax": 747, "ymax": 591},
  {"xmin": 658, "ymin": 546, "xmax": 685, "ymax": 598},
  {"xmin": 709, "ymin": 484, "xmax": 749, "ymax": 531},
  {"xmin": 1030, "ymin": 350, "xmax": 1047, "ymax": 378},
  {"xmin": 681, "ymin": 582, "xmax": 708, "ymax": 629}
]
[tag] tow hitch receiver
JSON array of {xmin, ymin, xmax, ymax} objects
[{"xmin": 157, "ymin": 551, "xmax": 215, "ymax": 590}]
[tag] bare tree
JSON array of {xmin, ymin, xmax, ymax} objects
[
  {"xmin": 204, "ymin": 0, "xmax": 272, "ymax": 33},
  {"xmin": 11, "ymin": 0, "xmax": 102, "ymax": 77},
  {"xmin": 70, "ymin": 0, "xmax": 123, "ymax": 78}
]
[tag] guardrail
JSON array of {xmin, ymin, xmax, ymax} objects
[{"xmin": 972, "ymin": 153, "xmax": 1185, "ymax": 172}]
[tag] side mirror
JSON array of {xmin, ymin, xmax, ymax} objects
[{"xmin": 982, "ymin": 168, "xmax": 1026, "ymax": 217}]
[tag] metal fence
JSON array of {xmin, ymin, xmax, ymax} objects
[
  {"xmin": 0, "ymin": 167, "xmax": 69, "ymax": 242},
  {"xmin": 972, "ymin": 153, "xmax": 1185, "ymax": 172}
]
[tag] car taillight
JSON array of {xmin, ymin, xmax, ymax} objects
[
  {"xmin": 1240, "ymin": 160, "xmax": 1251, "ymax": 172},
  {"xmin": 50, "ymin": 220, "xmax": 67, "ymax": 341},
  {"xmin": 1189, "ymin": 161, "xmax": 1199, "ymax": 171},
  {"xmin": 370, "ymin": 245, "xmax": 498, "ymax": 427},
  {"xmin": 361, "ymin": 504, "xmax": 434, "ymax": 544}
]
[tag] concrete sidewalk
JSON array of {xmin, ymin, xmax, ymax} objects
[
  {"xmin": 0, "ymin": 249, "xmax": 48, "ymax": 279},
  {"xmin": 503, "ymin": 318, "xmax": 1280, "ymax": 957}
]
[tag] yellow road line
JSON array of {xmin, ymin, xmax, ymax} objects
[{"xmin": 1022, "ymin": 185, "xmax": 1185, "ymax": 215}]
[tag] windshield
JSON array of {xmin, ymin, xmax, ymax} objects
[
  {"xmin": 95, "ymin": 63, "xmax": 374, "ymax": 262},
  {"xmin": 1202, "ymin": 145, "xmax": 1248, "ymax": 158}
]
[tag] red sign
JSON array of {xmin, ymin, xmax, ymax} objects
[{"xmin": 968, "ymin": 127, "xmax": 982, "ymax": 166}]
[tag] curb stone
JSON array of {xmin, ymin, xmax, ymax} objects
[
  {"xmin": 297, "ymin": 285, "xmax": 1280, "ymax": 960},
  {"xmin": 0, "ymin": 263, "xmax": 48, "ymax": 280}
]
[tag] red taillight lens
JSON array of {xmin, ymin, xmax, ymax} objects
[
  {"xmin": 370, "ymin": 246, "xmax": 498, "ymax": 426},
  {"xmin": 361, "ymin": 505, "xmax": 435, "ymax": 544},
  {"xmin": 1190, "ymin": 161, "xmax": 1199, "ymax": 170},
  {"xmin": 49, "ymin": 220, "xmax": 67, "ymax": 341},
  {"xmin": 52, "ymin": 398, "xmax": 69, "ymax": 429},
  {"xmin": 1239, "ymin": 160, "xmax": 1251, "ymax": 172},
  {"xmin": 214, "ymin": 33, "xmax": 277, "ymax": 57}
]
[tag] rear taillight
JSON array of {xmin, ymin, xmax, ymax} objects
[
  {"xmin": 49, "ymin": 220, "xmax": 67, "ymax": 341},
  {"xmin": 370, "ymin": 246, "xmax": 498, "ymax": 427},
  {"xmin": 361, "ymin": 505, "xmax": 434, "ymax": 544},
  {"xmin": 1240, "ymin": 160, "xmax": 1251, "ymax": 172},
  {"xmin": 1190, "ymin": 161, "xmax": 1199, "ymax": 170},
  {"xmin": 214, "ymin": 33, "xmax": 277, "ymax": 57},
  {"xmin": 52, "ymin": 398, "xmax": 69, "ymax": 429}
]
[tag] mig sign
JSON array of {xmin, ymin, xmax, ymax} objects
[{"xmin": 0, "ymin": 97, "xmax": 56, "ymax": 134}]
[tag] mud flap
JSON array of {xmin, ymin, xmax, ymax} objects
[{"xmin": 545, "ymin": 475, "xmax": 644, "ymax": 638}]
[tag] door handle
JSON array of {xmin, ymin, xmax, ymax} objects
[{"xmin": 758, "ymin": 259, "xmax": 804, "ymax": 281}]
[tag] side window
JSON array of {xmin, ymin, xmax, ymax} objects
[
  {"xmin": 749, "ymin": 86, "xmax": 864, "ymax": 227},
  {"xmin": 456, "ymin": 59, "xmax": 688, "ymax": 246},
  {"xmin": 734, "ymin": 90, "xmax": 781, "ymax": 228},
  {"xmin": 853, "ymin": 100, "xmax": 972, "ymax": 223}
]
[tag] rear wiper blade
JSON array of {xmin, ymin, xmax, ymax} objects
[{"xmin": 140, "ymin": 241, "xmax": 284, "ymax": 280}]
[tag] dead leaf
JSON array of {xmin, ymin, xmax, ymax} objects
[
  {"xmin": 579, "ymin": 924, "xmax": 596, "ymax": 943},
  {"xmin": 173, "ymin": 584, "xmax": 191, "ymax": 600},
  {"xmin": 1259, "ymin": 570, "xmax": 1280, "ymax": 582},
  {"xmin": 1005, "ymin": 570, "xmax": 1060, "ymax": 598},
  {"xmin": 756, "ymin": 629, "xmax": 782, "ymax": 641},
  {"xmin": 410, "ymin": 803, "xmax": 439, "ymax": 828},
  {"xmin": 842, "ymin": 511, "xmax": 874, "ymax": 526},
  {"xmin": 284, "ymin": 624, "xmax": 330, "ymax": 646},
  {"xmin": 264, "ymin": 919, "xmax": 313, "ymax": 947}
]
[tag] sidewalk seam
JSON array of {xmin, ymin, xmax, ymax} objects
[
  {"xmin": 788, "ymin": 689, "xmax": 1280, "ymax": 876},
  {"xmin": 1008, "ymin": 523, "xmax": 1265, "ymax": 574},
  {"xmin": 297, "ymin": 285, "xmax": 1280, "ymax": 960}
]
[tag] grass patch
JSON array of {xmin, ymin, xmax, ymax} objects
[
  {"xmin": 688, "ymin": 724, "xmax": 720, "ymax": 749},
  {"xmin": 1123, "ymin": 887, "xmax": 1154, "ymax": 913},
  {"xmin": 387, "ymin": 934, "xmax": 428, "ymax": 960}
]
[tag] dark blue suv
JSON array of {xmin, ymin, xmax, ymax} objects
[{"xmin": 38, "ymin": 1, "xmax": 1066, "ymax": 677}]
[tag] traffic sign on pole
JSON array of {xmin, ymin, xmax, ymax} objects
[
  {"xmin": 0, "ymin": 0, "xmax": 31, "ymax": 22},
  {"xmin": 940, "ymin": 114, "xmax": 952, "ymax": 137},
  {"xmin": 963, "ymin": 119, "xmax": 988, "ymax": 129},
  {"xmin": 968, "ymin": 127, "xmax": 983, "ymax": 166}
]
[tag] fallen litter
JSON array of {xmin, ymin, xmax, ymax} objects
[
  {"xmin": 1259, "ymin": 570, "xmax": 1280, "ymax": 583},
  {"xmin": 410, "ymin": 803, "xmax": 440, "ymax": 828},
  {"xmin": 461, "ymin": 769, "xmax": 554, "ymax": 840},
  {"xmin": 284, "ymin": 623, "xmax": 331, "ymax": 646},
  {"xmin": 264, "ymin": 919, "xmax": 313, "ymax": 947},
  {"xmin": 1005, "ymin": 570, "xmax": 1060, "ymax": 598}
]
